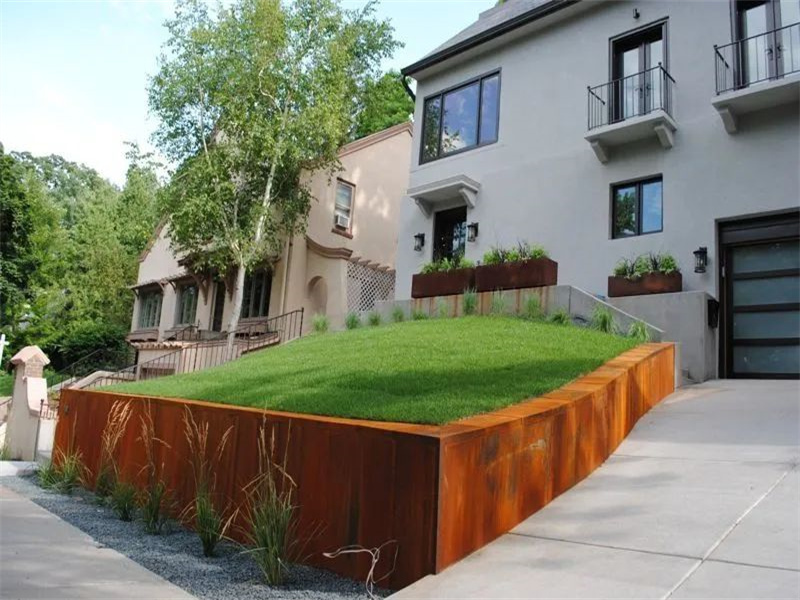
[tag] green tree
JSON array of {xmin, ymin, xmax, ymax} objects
[
  {"xmin": 149, "ymin": 0, "xmax": 399, "ymax": 346},
  {"xmin": 352, "ymin": 70, "xmax": 413, "ymax": 140}
]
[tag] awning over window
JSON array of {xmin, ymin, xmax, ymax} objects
[{"xmin": 407, "ymin": 174, "xmax": 481, "ymax": 217}]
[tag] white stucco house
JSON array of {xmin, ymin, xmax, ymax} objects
[
  {"xmin": 397, "ymin": 0, "xmax": 799, "ymax": 381},
  {"xmin": 127, "ymin": 122, "xmax": 412, "ymax": 365}
]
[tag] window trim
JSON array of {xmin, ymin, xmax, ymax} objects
[
  {"xmin": 419, "ymin": 69, "xmax": 502, "ymax": 165},
  {"xmin": 608, "ymin": 18, "xmax": 670, "ymax": 81},
  {"xmin": 240, "ymin": 269, "xmax": 272, "ymax": 320},
  {"xmin": 332, "ymin": 178, "xmax": 355, "ymax": 236},
  {"xmin": 138, "ymin": 289, "xmax": 163, "ymax": 330},
  {"xmin": 610, "ymin": 174, "xmax": 664, "ymax": 239},
  {"xmin": 174, "ymin": 282, "xmax": 199, "ymax": 326}
]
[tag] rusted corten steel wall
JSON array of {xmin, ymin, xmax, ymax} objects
[{"xmin": 54, "ymin": 343, "xmax": 674, "ymax": 589}]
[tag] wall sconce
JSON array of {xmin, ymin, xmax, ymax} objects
[
  {"xmin": 413, "ymin": 233, "xmax": 425, "ymax": 252},
  {"xmin": 694, "ymin": 247, "xmax": 708, "ymax": 273},
  {"xmin": 633, "ymin": 8, "xmax": 640, "ymax": 19},
  {"xmin": 467, "ymin": 222, "xmax": 479, "ymax": 242}
]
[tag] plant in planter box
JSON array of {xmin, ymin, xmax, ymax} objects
[
  {"xmin": 411, "ymin": 254, "xmax": 476, "ymax": 299},
  {"xmin": 608, "ymin": 252, "xmax": 682, "ymax": 297},
  {"xmin": 475, "ymin": 242, "xmax": 556, "ymax": 292}
]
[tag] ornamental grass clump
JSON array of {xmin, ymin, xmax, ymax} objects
[
  {"xmin": 367, "ymin": 311, "xmax": 381, "ymax": 327},
  {"xmin": 462, "ymin": 288, "xmax": 478, "ymax": 316},
  {"xmin": 490, "ymin": 291, "xmax": 507, "ymax": 315},
  {"xmin": 628, "ymin": 320, "xmax": 651, "ymax": 343},
  {"xmin": 345, "ymin": 312, "xmax": 361, "ymax": 330},
  {"xmin": 549, "ymin": 308, "xmax": 572, "ymax": 326},
  {"xmin": 312, "ymin": 313, "xmax": 329, "ymax": 334},
  {"xmin": 242, "ymin": 424, "xmax": 298, "ymax": 585},
  {"xmin": 38, "ymin": 447, "xmax": 87, "ymax": 494},
  {"xmin": 523, "ymin": 294, "xmax": 543, "ymax": 320},
  {"xmin": 110, "ymin": 479, "xmax": 137, "ymax": 521},
  {"xmin": 483, "ymin": 241, "xmax": 548, "ymax": 265},
  {"xmin": 614, "ymin": 253, "xmax": 680, "ymax": 279},
  {"xmin": 411, "ymin": 309, "xmax": 429, "ymax": 321},
  {"xmin": 96, "ymin": 400, "xmax": 133, "ymax": 498},
  {"xmin": 420, "ymin": 254, "xmax": 474, "ymax": 274},
  {"xmin": 391, "ymin": 306, "xmax": 405, "ymax": 323},
  {"xmin": 138, "ymin": 404, "xmax": 172, "ymax": 534},
  {"xmin": 182, "ymin": 409, "xmax": 235, "ymax": 557},
  {"xmin": 436, "ymin": 299, "xmax": 450, "ymax": 319},
  {"xmin": 591, "ymin": 305, "xmax": 618, "ymax": 335}
]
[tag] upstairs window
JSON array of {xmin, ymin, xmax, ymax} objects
[
  {"xmin": 241, "ymin": 270, "xmax": 272, "ymax": 319},
  {"xmin": 175, "ymin": 283, "xmax": 198, "ymax": 326},
  {"xmin": 333, "ymin": 180, "xmax": 354, "ymax": 231},
  {"xmin": 612, "ymin": 176, "xmax": 663, "ymax": 238},
  {"xmin": 138, "ymin": 290, "xmax": 162, "ymax": 329},
  {"xmin": 421, "ymin": 72, "xmax": 500, "ymax": 163}
]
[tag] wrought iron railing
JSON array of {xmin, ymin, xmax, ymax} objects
[
  {"xmin": 587, "ymin": 64, "xmax": 675, "ymax": 130},
  {"xmin": 48, "ymin": 346, "xmax": 137, "ymax": 391},
  {"xmin": 80, "ymin": 308, "xmax": 304, "ymax": 392},
  {"xmin": 715, "ymin": 22, "xmax": 800, "ymax": 94}
]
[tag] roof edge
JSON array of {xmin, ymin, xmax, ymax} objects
[
  {"xmin": 401, "ymin": 0, "xmax": 580, "ymax": 78},
  {"xmin": 338, "ymin": 121, "xmax": 412, "ymax": 158}
]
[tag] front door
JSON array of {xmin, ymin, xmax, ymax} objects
[
  {"xmin": 211, "ymin": 282, "xmax": 226, "ymax": 332},
  {"xmin": 612, "ymin": 24, "xmax": 665, "ymax": 121},
  {"xmin": 735, "ymin": 0, "xmax": 800, "ymax": 86},
  {"xmin": 720, "ymin": 212, "xmax": 800, "ymax": 378},
  {"xmin": 433, "ymin": 207, "xmax": 467, "ymax": 262}
]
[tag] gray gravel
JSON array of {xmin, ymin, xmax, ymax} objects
[{"xmin": 2, "ymin": 476, "xmax": 386, "ymax": 599}]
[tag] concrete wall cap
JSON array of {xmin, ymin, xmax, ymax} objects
[{"xmin": 10, "ymin": 346, "xmax": 50, "ymax": 367}]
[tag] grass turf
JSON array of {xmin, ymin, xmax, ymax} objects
[
  {"xmin": 110, "ymin": 316, "xmax": 638, "ymax": 425},
  {"xmin": 0, "ymin": 373, "xmax": 13, "ymax": 396}
]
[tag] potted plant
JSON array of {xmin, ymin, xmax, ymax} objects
[
  {"xmin": 474, "ymin": 242, "xmax": 558, "ymax": 292},
  {"xmin": 608, "ymin": 252, "xmax": 682, "ymax": 297},
  {"xmin": 411, "ymin": 255, "xmax": 476, "ymax": 298}
]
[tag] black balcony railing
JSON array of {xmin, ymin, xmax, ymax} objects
[
  {"xmin": 715, "ymin": 22, "xmax": 800, "ymax": 94},
  {"xmin": 588, "ymin": 64, "xmax": 675, "ymax": 130}
]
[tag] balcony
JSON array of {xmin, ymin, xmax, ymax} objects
[
  {"xmin": 713, "ymin": 22, "xmax": 800, "ymax": 134},
  {"xmin": 585, "ymin": 65, "xmax": 677, "ymax": 164}
]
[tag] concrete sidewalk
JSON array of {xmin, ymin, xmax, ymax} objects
[
  {"xmin": 392, "ymin": 380, "xmax": 800, "ymax": 599},
  {"xmin": 0, "ymin": 486, "xmax": 194, "ymax": 599}
]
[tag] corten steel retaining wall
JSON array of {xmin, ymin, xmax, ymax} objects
[{"xmin": 54, "ymin": 342, "xmax": 674, "ymax": 589}]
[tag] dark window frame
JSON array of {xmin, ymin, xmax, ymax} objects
[
  {"xmin": 240, "ymin": 269, "xmax": 272, "ymax": 320},
  {"xmin": 420, "ymin": 69, "xmax": 502, "ymax": 164},
  {"xmin": 175, "ymin": 282, "xmax": 199, "ymax": 326},
  {"xmin": 332, "ymin": 178, "xmax": 355, "ymax": 236},
  {"xmin": 610, "ymin": 175, "xmax": 664, "ymax": 239},
  {"xmin": 138, "ymin": 289, "xmax": 163, "ymax": 329}
]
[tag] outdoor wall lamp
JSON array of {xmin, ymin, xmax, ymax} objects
[
  {"xmin": 694, "ymin": 247, "xmax": 708, "ymax": 273},
  {"xmin": 414, "ymin": 233, "xmax": 425, "ymax": 252},
  {"xmin": 467, "ymin": 222, "xmax": 479, "ymax": 242}
]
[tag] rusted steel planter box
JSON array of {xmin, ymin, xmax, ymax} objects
[
  {"xmin": 474, "ymin": 258, "xmax": 558, "ymax": 292},
  {"xmin": 411, "ymin": 268, "xmax": 475, "ymax": 298},
  {"xmin": 607, "ymin": 272, "xmax": 682, "ymax": 298},
  {"xmin": 54, "ymin": 344, "xmax": 674, "ymax": 590}
]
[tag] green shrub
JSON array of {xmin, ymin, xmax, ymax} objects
[
  {"xmin": 482, "ymin": 242, "xmax": 549, "ymax": 265},
  {"xmin": 39, "ymin": 448, "xmax": 86, "ymax": 494},
  {"xmin": 490, "ymin": 292, "xmax": 507, "ymax": 315},
  {"xmin": 615, "ymin": 253, "xmax": 680, "ymax": 280},
  {"xmin": 628, "ymin": 321, "xmax": 651, "ymax": 343},
  {"xmin": 412, "ymin": 309, "xmax": 429, "ymax": 321},
  {"xmin": 549, "ymin": 308, "xmax": 572, "ymax": 326},
  {"xmin": 242, "ymin": 427, "xmax": 297, "ymax": 585},
  {"xmin": 37, "ymin": 461, "xmax": 59, "ymax": 489},
  {"xmin": 391, "ymin": 306, "xmax": 405, "ymax": 323},
  {"xmin": 110, "ymin": 480, "xmax": 137, "ymax": 521},
  {"xmin": 659, "ymin": 253, "xmax": 679, "ymax": 274},
  {"xmin": 420, "ymin": 254, "xmax": 474, "ymax": 274},
  {"xmin": 139, "ymin": 480, "xmax": 170, "ymax": 534},
  {"xmin": 613, "ymin": 258, "xmax": 636, "ymax": 279},
  {"xmin": 367, "ymin": 312, "xmax": 381, "ymax": 327},
  {"xmin": 523, "ymin": 295, "xmax": 543, "ymax": 320},
  {"xmin": 462, "ymin": 289, "xmax": 478, "ymax": 316},
  {"xmin": 312, "ymin": 313, "xmax": 329, "ymax": 333},
  {"xmin": 591, "ymin": 305, "xmax": 617, "ymax": 334},
  {"xmin": 344, "ymin": 312, "xmax": 361, "ymax": 330}
]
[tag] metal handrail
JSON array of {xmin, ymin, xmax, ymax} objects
[
  {"xmin": 587, "ymin": 64, "xmax": 675, "ymax": 130},
  {"xmin": 715, "ymin": 21, "xmax": 800, "ymax": 94}
]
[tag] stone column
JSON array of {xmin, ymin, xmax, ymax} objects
[{"xmin": 6, "ymin": 347, "xmax": 50, "ymax": 461}]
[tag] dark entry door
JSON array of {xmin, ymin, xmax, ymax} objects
[
  {"xmin": 433, "ymin": 207, "xmax": 467, "ymax": 262},
  {"xmin": 720, "ymin": 212, "xmax": 800, "ymax": 378},
  {"xmin": 211, "ymin": 282, "xmax": 226, "ymax": 332},
  {"xmin": 612, "ymin": 25, "xmax": 665, "ymax": 121}
]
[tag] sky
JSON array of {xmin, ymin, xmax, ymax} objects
[{"xmin": 0, "ymin": 0, "xmax": 494, "ymax": 186}]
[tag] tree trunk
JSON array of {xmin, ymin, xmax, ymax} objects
[{"xmin": 225, "ymin": 263, "xmax": 247, "ymax": 357}]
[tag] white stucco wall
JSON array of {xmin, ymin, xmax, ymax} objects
[{"xmin": 396, "ymin": 0, "xmax": 800, "ymax": 301}]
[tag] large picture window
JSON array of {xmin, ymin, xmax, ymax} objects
[
  {"xmin": 241, "ymin": 270, "xmax": 272, "ymax": 319},
  {"xmin": 138, "ymin": 290, "xmax": 162, "ymax": 329},
  {"xmin": 421, "ymin": 72, "xmax": 500, "ymax": 163},
  {"xmin": 175, "ymin": 283, "xmax": 198, "ymax": 326},
  {"xmin": 612, "ymin": 176, "xmax": 663, "ymax": 238}
]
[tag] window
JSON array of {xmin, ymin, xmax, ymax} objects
[
  {"xmin": 241, "ymin": 270, "xmax": 272, "ymax": 319},
  {"xmin": 433, "ymin": 207, "xmax": 467, "ymax": 262},
  {"xmin": 175, "ymin": 284, "xmax": 198, "ymax": 326},
  {"xmin": 611, "ymin": 24, "xmax": 666, "ymax": 121},
  {"xmin": 421, "ymin": 72, "xmax": 500, "ymax": 163},
  {"xmin": 334, "ymin": 180, "xmax": 354, "ymax": 231},
  {"xmin": 138, "ymin": 290, "xmax": 162, "ymax": 329},
  {"xmin": 612, "ymin": 177, "xmax": 663, "ymax": 238}
]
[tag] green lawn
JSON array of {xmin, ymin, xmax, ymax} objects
[
  {"xmin": 110, "ymin": 317, "xmax": 638, "ymax": 425},
  {"xmin": 0, "ymin": 373, "xmax": 12, "ymax": 396}
]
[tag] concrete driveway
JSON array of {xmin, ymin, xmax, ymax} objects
[{"xmin": 392, "ymin": 380, "xmax": 800, "ymax": 599}]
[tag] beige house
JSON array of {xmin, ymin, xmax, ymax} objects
[{"xmin": 127, "ymin": 122, "xmax": 412, "ymax": 363}]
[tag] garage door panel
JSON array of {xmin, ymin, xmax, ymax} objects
[
  {"xmin": 733, "ymin": 345, "xmax": 800, "ymax": 375},
  {"xmin": 733, "ymin": 311, "xmax": 800, "ymax": 339},
  {"xmin": 731, "ymin": 241, "xmax": 799, "ymax": 274}
]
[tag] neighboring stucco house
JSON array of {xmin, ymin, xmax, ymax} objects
[
  {"xmin": 397, "ymin": 0, "xmax": 799, "ymax": 380},
  {"xmin": 128, "ymin": 122, "xmax": 412, "ymax": 353}
]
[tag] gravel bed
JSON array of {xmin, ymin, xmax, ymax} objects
[{"xmin": 2, "ymin": 475, "xmax": 386, "ymax": 599}]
